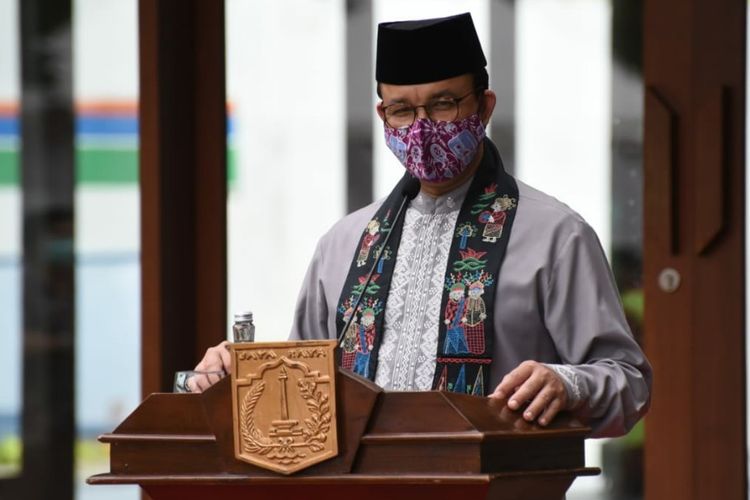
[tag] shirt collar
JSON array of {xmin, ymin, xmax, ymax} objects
[{"xmin": 410, "ymin": 176, "xmax": 474, "ymax": 215}]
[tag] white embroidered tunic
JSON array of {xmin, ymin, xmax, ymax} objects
[{"xmin": 373, "ymin": 187, "xmax": 466, "ymax": 391}]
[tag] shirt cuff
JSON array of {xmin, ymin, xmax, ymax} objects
[{"xmin": 544, "ymin": 363, "xmax": 589, "ymax": 410}]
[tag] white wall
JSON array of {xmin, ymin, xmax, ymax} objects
[
  {"xmin": 515, "ymin": 1, "xmax": 613, "ymax": 496},
  {"xmin": 516, "ymin": 0, "xmax": 612, "ymax": 254},
  {"xmin": 0, "ymin": 0, "xmax": 18, "ymax": 101},
  {"xmin": 73, "ymin": 0, "xmax": 138, "ymax": 100},
  {"xmin": 0, "ymin": 0, "xmax": 21, "ymax": 431},
  {"xmin": 226, "ymin": 0, "xmax": 346, "ymax": 340}
]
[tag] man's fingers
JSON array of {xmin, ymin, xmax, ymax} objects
[
  {"xmin": 183, "ymin": 370, "xmax": 226, "ymax": 394},
  {"xmin": 493, "ymin": 361, "xmax": 535, "ymax": 399},
  {"xmin": 217, "ymin": 341, "xmax": 232, "ymax": 371},
  {"xmin": 507, "ymin": 371, "xmax": 545, "ymax": 410},
  {"xmin": 194, "ymin": 352, "xmax": 218, "ymax": 373},
  {"xmin": 521, "ymin": 387, "xmax": 558, "ymax": 422},
  {"xmin": 538, "ymin": 397, "xmax": 564, "ymax": 426},
  {"xmin": 193, "ymin": 374, "xmax": 213, "ymax": 393},
  {"xmin": 491, "ymin": 361, "xmax": 570, "ymax": 426},
  {"xmin": 187, "ymin": 340, "xmax": 233, "ymax": 393},
  {"xmin": 196, "ymin": 341, "xmax": 232, "ymax": 374},
  {"xmin": 186, "ymin": 376, "xmax": 200, "ymax": 393}
]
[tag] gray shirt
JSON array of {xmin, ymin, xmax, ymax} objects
[{"xmin": 289, "ymin": 178, "xmax": 652, "ymax": 438}]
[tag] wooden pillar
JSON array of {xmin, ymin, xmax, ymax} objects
[
  {"xmin": 643, "ymin": 0, "xmax": 746, "ymax": 497},
  {"xmin": 139, "ymin": 0, "xmax": 227, "ymax": 396}
]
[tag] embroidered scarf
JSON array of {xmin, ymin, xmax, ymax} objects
[{"xmin": 335, "ymin": 139, "xmax": 518, "ymax": 395}]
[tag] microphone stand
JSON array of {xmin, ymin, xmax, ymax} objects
[{"xmin": 336, "ymin": 180, "xmax": 420, "ymax": 349}]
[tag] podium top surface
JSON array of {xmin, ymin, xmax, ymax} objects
[{"xmin": 91, "ymin": 368, "xmax": 594, "ymax": 482}]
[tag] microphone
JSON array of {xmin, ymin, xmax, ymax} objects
[
  {"xmin": 336, "ymin": 177, "xmax": 421, "ymax": 348},
  {"xmin": 401, "ymin": 176, "xmax": 421, "ymax": 201}
]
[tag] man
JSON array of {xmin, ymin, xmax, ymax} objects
[{"xmin": 193, "ymin": 13, "xmax": 651, "ymax": 438}]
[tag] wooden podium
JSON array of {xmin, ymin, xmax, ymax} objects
[{"xmin": 88, "ymin": 368, "xmax": 598, "ymax": 499}]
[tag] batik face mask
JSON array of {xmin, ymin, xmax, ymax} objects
[{"xmin": 384, "ymin": 114, "xmax": 486, "ymax": 182}]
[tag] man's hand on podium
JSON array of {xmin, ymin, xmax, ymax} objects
[
  {"xmin": 187, "ymin": 340, "xmax": 232, "ymax": 393},
  {"xmin": 184, "ymin": 344, "xmax": 571, "ymax": 426},
  {"xmin": 490, "ymin": 360, "xmax": 568, "ymax": 427}
]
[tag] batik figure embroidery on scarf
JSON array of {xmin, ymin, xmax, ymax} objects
[
  {"xmin": 477, "ymin": 193, "xmax": 517, "ymax": 243},
  {"xmin": 338, "ymin": 286, "xmax": 384, "ymax": 377},
  {"xmin": 443, "ymin": 249, "xmax": 494, "ymax": 356}
]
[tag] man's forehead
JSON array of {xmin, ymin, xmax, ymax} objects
[{"xmin": 381, "ymin": 74, "xmax": 474, "ymax": 103}]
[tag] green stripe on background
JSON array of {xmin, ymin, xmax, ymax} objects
[
  {"xmin": 0, "ymin": 151, "xmax": 18, "ymax": 184},
  {"xmin": 77, "ymin": 148, "xmax": 139, "ymax": 183},
  {"xmin": 0, "ymin": 148, "xmax": 236, "ymax": 186}
]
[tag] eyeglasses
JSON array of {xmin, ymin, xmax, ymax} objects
[{"xmin": 381, "ymin": 89, "xmax": 479, "ymax": 129}]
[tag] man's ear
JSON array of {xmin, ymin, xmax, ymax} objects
[
  {"xmin": 479, "ymin": 89, "xmax": 497, "ymax": 126},
  {"xmin": 376, "ymin": 101, "xmax": 386, "ymax": 121}
]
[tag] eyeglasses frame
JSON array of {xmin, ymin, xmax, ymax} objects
[{"xmin": 381, "ymin": 88, "xmax": 483, "ymax": 129}]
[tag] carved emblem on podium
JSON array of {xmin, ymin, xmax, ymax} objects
[{"xmin": 229, "ymin": 340, "xmax": 339, "ymax": 475}]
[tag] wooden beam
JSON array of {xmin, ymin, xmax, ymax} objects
[{"xmin": 139, "ymin": 0, "xmax": 227, "ymax": 396}]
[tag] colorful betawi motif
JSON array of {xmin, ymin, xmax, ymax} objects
[
  {"xmin": 454, "ymin": 222, "xmax": 478, "ymax": 250},
  {"xmin": 470, "ymin": 184, "xmax": 517, "ymax": 243},
  {"xmin": 435, "ymin": 182, "xmax": 513, "ymax": 394},
  {"xmin": 435, "ymin": 362, "xmax": 487, "ymax": 395},
  {"xmin": 338, "ymin": 287, "xmax": 384, "ymax": 378},
  {"xmin": 356, "ymin": 219, "xmax": 381, "ymax": 267},
  {"xmin": 443, "ymin": 249, "xmax": 495, "ymax": 357},
  {"xmin": 478, "ymin": 194, "xmax": 517, "ymax": 242},
  {"xmin": 383, "ymin": 114, "xmax": 486, "ymax": 182}
]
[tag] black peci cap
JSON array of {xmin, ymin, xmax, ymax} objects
[{"xmin": 375, "ymin": 12, "xmax": 487, "ymax": 85}]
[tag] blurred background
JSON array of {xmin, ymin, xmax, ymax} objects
[{"xmin": 0, "ymin": 0, "xmax": 746, "ymax": 499}]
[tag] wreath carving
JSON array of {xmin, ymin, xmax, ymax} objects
[{"xmin": 239, "ymin": 375, "xmax": 331, "ymax": 465}]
